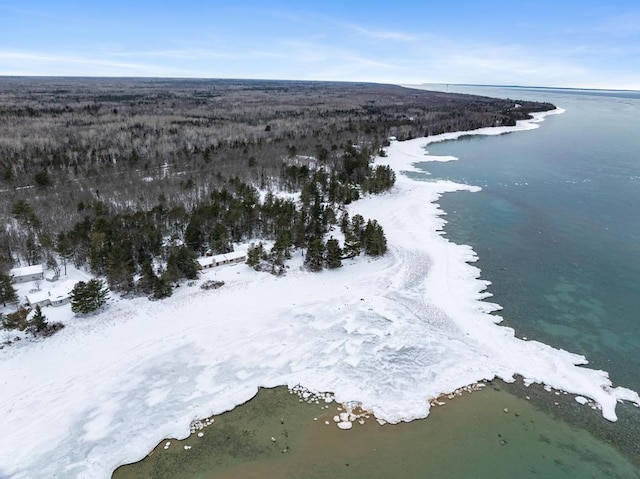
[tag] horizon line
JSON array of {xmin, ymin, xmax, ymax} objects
[
  {"xmin": 0, "ymin": 75, "xmax": 637, "ymax": 93},
  {"xmin": 416, "ymin": 82, "xmax": 640, "ymax": 93}
]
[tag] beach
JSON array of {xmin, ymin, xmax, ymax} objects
[{"xmin": 1, "ymin": 108, "xmax": 638, "ymax": 478}]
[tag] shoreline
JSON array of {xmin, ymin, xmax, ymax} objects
[{"xmin": 1, "ymin": 108, "xmax": 638, "ymax": 479}]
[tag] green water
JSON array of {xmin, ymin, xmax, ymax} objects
[
  {"xmin": 419, "ymin": 86, "xmax": 640, "ymax": 466},
  {"xmin": 422, "ymin": 88, "xmax": 640, "ymax": 386},
  {"xmin": 113, "ymin": 386, "xmax": 638, "ymax": 479}
]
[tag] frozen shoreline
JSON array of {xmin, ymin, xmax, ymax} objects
[{"xmin": 1, "ymin": 107, "xmax": 638, "ymax": 479}]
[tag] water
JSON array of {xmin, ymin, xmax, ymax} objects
[
  {"xmin": 113, "ymin": 385, "xmax": 639, "ymax": 479},
  {"xmin": 419, "ymin": 85, "xmax": 640, "ymax": 390},
  {"xmin": 417, "ymin": 84, "xmax": 640, "ymax": 461}
]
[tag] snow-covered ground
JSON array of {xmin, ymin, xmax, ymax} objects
[{"xmin": 1, "ymin": 108, "xmax": 639, "ymax": 479}]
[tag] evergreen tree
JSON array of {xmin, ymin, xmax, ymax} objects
[
  {"xmin": 304, "ymin": 237, "xmax": 325, "ymax": 272},
  {"xmin": 351, "ymin": 214, "xmax": 365, "ymax": 241},
  {"xmin": 325, "ymin": 238, "xmax": 343, "ymax": 269},
  {"xmin": 152, "ymin": 271, "xmax": 173, "ymax": 299},
  {"xmin": 88, "ymin": 231, "xmax": 108, "ymax": 275},
  {"xmin": 71, "ymin": 279, "xmax": 109, "ymax": 314},
  {"xmin": 271, "ymin": 230, "xmax": 292, "ymax": 260},
  {"xmin": 209, "ymin": 223, "xmax": 232, "ymax": 254},
  {"xmin": 0, "ymin": 273, "xmax": 17, "ymax": 307},
  {"xmin": 246, "ymin": 242, "xmax": 265, "ymax": 269},
  {"xmin": 342, "ymin": 232, "xmax": 361, "ymax": 259},
  {"xmin": 28, "ymin": 305, "xmax": 48, "ymax": 336},
  {"xmin": 363, "ymin": 220, "xmax": 388, "ymax": 256},
  {"xmin": 106, "ymin": 244, "xmax": 135, "ymax": 293},
  {"xmin": 166, "ymin": 246, "xmax": 199, "ymax": 282},
  {"xmin": 136, "ymin": 257, "xmax": 156, "ymax": 295},
  {"xmin": 339, "ymin": 211, "xmax": 350, "ymax": 235},
  {"xmin": 184, "ymin": 218, "xmax": 204, "ymax": 253}
]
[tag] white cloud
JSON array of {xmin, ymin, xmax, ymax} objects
[
  {"xmin": 0, "ymin": 50, "xmax": 201, "ymax": 77},
  {"xmin": 346, "ymin": 23, "xmax": 417, "ymax": 42}
]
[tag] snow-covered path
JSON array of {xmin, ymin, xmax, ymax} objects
[{"xmin": 1, "ymin": 109, "xmax": 638, "ymax": 478}]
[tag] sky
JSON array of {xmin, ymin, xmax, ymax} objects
[{"xmin": 0, "ymin": 0, "xmax": 639, "ymax": 89}]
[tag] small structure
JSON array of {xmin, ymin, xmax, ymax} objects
[
  {"xmin": 198, "ymin": 251, "xmax": 247, "ymax": 269},
  {"xmin": 10, "ymin": 265, "xmax": 44, "ymax": 284},
  {"xmin": 45, "ymin": 273, "xmax": 59, "ymax": 283},
  {"xmin": 25, "ymin": 290, "xmax": 51, "ymax": 308},
  {"xmin": 50, "ymin": 293, "xmax": 70, "ymax": 307}
]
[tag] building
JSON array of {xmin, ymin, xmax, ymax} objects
[
  {"xmin": 25, "ymin": 291, "xmax": 51, "ymax": 308},
  {"xmin": 50, "ymin": 293, "xmax": 70, "ymax": 307},
  {"xmin": 198, "ymin": 250, "xmax": 247, "ymax": 269},
  {"xmin": 213, "ymin": 250, "xmax": 247, "ymax": 266},
  {"xmin": 10, "ymin": 265, "xmax": 44, "ymax": 284}
]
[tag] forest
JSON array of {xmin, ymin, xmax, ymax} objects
[{"xmin": 0, "ymin": 78, "xmax": 554, "ymax": 317}]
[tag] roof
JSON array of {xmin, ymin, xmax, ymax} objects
[
  {"xmin": 26, "ymin": 291, "xmax": 50, "ymax": 305},
  {"xmin": 213, "ymin": 250, "xmax": 246, "ymax": 262},
  {"xmin": 197, "ymin": 257, "xmax": 214, "ymax": 267},
  {"xmin": 26, "ymin": 280, "xmax": 73, "ymax": 305},
  {"xmin": 10, "ymin": 264, "xmax": 43, "ymax": 277},
  {"xmin": 198, "ymin": 251, "xmax": 246, "ymax": 267}
]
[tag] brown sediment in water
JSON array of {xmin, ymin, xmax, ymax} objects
[{"xmin": 113, "ymin": 384, "xmax": 639, "ymax": 479}]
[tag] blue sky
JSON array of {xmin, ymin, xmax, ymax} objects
[{"xmin": 0, "ymin": 1, "xmax": 638, "ymax": 89}]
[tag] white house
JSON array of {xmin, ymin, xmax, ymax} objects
[
  {"xmin": 198, "ymin": 250, "xmax": 247, "ymax": 269},
  {"xmin": 217, "ymin": 250, "xmax": 246, "ymax": 265},
  {"xmin": 25, "ymin": 282, "xmax": 72, "ymax": 308},
  {"xmin": 50, "ymin": 293, "xmax": 70, "ymax": 307},
  {"xmin": 10, "ymin": 265, "xmax": 44, "ymax": 284},
  {"xmin": 197, "ymin": 256, "xmax": 215, "ymax": 269},
  {"xmin": 25, "ymin": 290, "xmax": 51, "ymax": 308}
]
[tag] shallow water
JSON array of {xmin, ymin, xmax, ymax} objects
[{"xmin": 113, "ymin": 385, "xmax": 639, "ymax": 479}]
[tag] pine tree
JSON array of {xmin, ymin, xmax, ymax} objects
[
  {"xmin": 184, "ymin": 218, "xmax": 204, "ymax": 253},
  {"xmin": 136, "ymin": 257, "xmax": 156, "ymax": 295},
  {"xmin": 304, "ymin": 237, "xmax": 325, "ymax": 272},
  {"xmin": 351, "ymin": 214, "xmax": 365, "ymax": 241},
  {"xmin": 325, "ymin": 238, "xmax": 343, "ymax": 269},
  {"xmin": 246, "ymin": 242, "xmax": 265, "ymax": 269},
  {"xmin": 166, "ymin": 246, "xmax": 198, "ymax": 282},
  {"xmin": 106, "ymin": 244, "xmax": 135, "ymax": 293},
  {"xmin": 152, "ymin": 271, "xmax": 173, "ymax": 299},
  {"xmin": 29, "ymin": 305, "xmax": 48, "ymax": 336},
  {"xmin": 271, "ymin": 230, "xmax": 292, "ymax": 260},
  {"xmin": 71, "ymin": 279, "xmax": 109, "ymax": 314},
  {"xmin": 363, "ymin": 220, "xmax": 388, "ymax": 256},
  {"xmin": 0, "ymin": 273, "xmax": 17, "ymax": 307}
]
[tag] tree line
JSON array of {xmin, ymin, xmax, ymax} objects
[{"xmin": 1, "ymin": 140, "xmax": 394, "ymax": 313}]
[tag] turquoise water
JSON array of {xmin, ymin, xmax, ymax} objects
[{"xmin": 415, "ymin": 85, "xmax": 640, "ymax": 460}]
